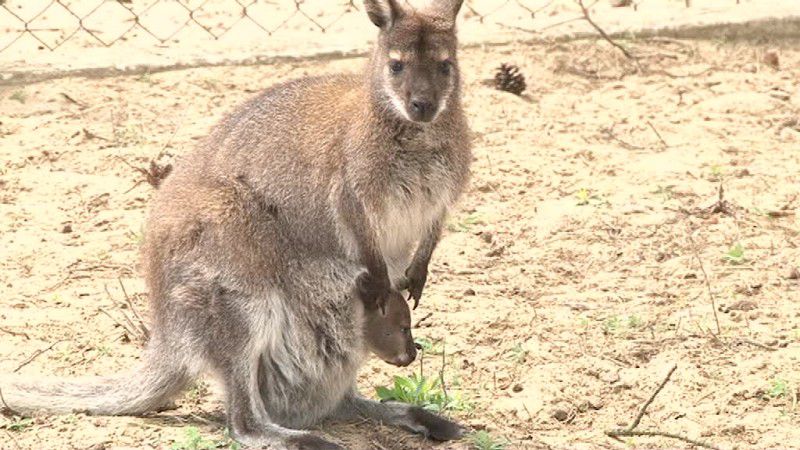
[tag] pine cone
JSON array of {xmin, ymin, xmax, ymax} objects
[{"xmin": 494, "ymin": 63, "xmax": 526, "ymax": 96}]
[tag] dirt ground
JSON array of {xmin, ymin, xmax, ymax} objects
[{"xmin": 1, "ymin": 35, "xmax": 800, "ymax": 450}]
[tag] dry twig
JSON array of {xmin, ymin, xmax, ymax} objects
[
  {"xmin": 13, "ymin": 340, "xmax": 64, "ymax": 373},
  {"xmin": 646, "ymin": 121, "xmax": 668, "ymax": 148},
  {"xmin": 606, "ymin": 365, "xmax": 722, "ymax": 450},
  {"xmin": 576, "ymin": 0, "xmax": 642, "ymax": 72},
  {"xmin": 687, "ymin": 233, "xmax": 722, "ymax": 335},
  {"xmin": 0, "ymin": 327, "xmax": 29, "ymax": 340},
  {"xmin": 117, "ymin": 278, "xmax": 150, "ymax": 341}
]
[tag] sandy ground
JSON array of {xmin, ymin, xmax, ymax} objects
[{"xmin": 2, "ymin": 33, "xmax": 800, "ymax": 450}]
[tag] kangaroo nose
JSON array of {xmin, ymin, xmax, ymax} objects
[
  {"xmin": 409, "ymin": 98, "xmax": 435, "ymax": 122},
  {"xmin": 411, "ymin": 99, "xmax": 433, "ymax": 114}
]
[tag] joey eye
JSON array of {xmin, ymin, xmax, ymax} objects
[
  {"xmin": 439, "ymin": 60, "xmax": 452, "ymax": 75},
  {"xmin": 389, "ymin": 60, "xmax": 404, "ymax": 75}
]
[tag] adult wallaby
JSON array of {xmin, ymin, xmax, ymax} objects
[{"xmin": 1, "ymin": 0, "xmax": 470, "ymax": 448}]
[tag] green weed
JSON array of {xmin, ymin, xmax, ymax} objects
[
  {"xmin": 505, "ymin": 343, "xmax": 529, "ymax": 365},
  {"xmin": 414, "ymin": 337, "xmax": 443, "ymax": 355},
  {"xmin": 171, "ymin": 427, "xmax": 240, "ymax": 450},
  {"xmin": 9, "ymin": 90, "xmax": 26, "ymax": 104},
  {"xmin": 447, "ymin": 213, "xmax": 484, "ymax": 232},
  {"xmin": 723, "ymin": 243, "xmax": 746, "ymax": 265},
  {"xmin": 468, "ymin": 430, "xmax": 510, "ymax": 450},
  {"xmin": 603, "ymin": 316, "xmax": 621, "ymax": 333},
  {"xmin": 651, "ymin": 185, "xmax": 675, "ymax": 201},
  {"xmin": 2, "ymin": 417, "xmax": 34, "ymax": 432},
  {"xmin": 709, "ymin": 165, "xmax": 724, "ymax": 182},
  {"xmin": 769, "ymin": 379, "xmax": 790, "ymax": 399},
  {"xmin": 376, "ymin": 373, "xmax": 467, "ymax": 413},
  {"xmin": 627, "ymin": 315, "xmax": 643, "ymax": 329},
  {"xmin": 575, "ymin": 188, "xmax": 601, "ymax": 206}
]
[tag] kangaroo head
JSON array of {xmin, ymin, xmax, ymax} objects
[
  {"xmin": 362, "ymin": 289, "xmax": 417, "ymax": 367},
  {"xmin": 365, "ymin": 0, "xmax": 464, "ymax": 124}
]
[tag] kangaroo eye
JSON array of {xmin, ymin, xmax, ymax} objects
[
  {"xmin": 389, "ymin": 60, "xmax": 404, "ymax": 75},
  {"xmin": 439, "ymin": 60, "xmax": 452, "ymax": 75}
]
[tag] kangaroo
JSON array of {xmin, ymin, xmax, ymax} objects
[{"xmin": 1, "ymin": 0, "xmax": 470, "ymax": 448}]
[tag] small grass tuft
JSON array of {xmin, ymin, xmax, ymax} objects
[
  {"xmin": 722, "ymin": 243, "xmax": 746, "ymax": 265},
  {"xmin": 769, "ymin": 379, "xmax": 790, "ymax": 399},
  {"xmin": 170, "ymin": 427, "xmax": 240, "ymax": 450},
  {"xmin": 9, "ymin": 90, "xmax": 27, "ymax": 104},
  {"xmin": 575, "ymin": 187, "xmax": 601, "ymax": 206},
  {"xmin": 447, "ymin": 213, "xmax": 485, "ymax": 232},
  {"xmin": 505, "ymin": 343, "xmax": 529, "ymax": 364},
  {"xmin": 414, "ymin": 337, "xmax": 444, "ymax": 355},
  {"xmin": 468, "ymin": 430, "xmax": 510, "ymax": 450},
  {"xmin": 1, "ymin": 417, "xmax": 34, "ymax": 432},
  {"xmin": 376, "ymin": 373, "xmax": 468, "ymax": 413}
]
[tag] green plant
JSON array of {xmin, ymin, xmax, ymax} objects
[
  {"xmin": 627, "ymin": 315, "xmax": 643, "ymax": 329},
  {"xmin": 2, "ymin": 417, "xmax": 34, "ymax": 432},
  {"xmin": 447, "ymin": 213, "xmax": 484, "ymax": 232},
  {"xmin": 575, "ymin": 188, "xmax": 601, "ymax": 206},
  {"xmin": 709, "ymin": 165, "xmax": 724, "ymax": 181},
  {"xmin": 468, "ymin": 430, "xmax": 510, "ymax": 450},
  {"xmin": 414, "ymin": 337, "xmax": 443, "ymax": 355},
  {"xmin": 376, "ymin": 373, "xmax": 467, "ymax": 412},
  {"xmin": 603, "ymin": 316, "xmax": 621, "ymax": 333},
  {"xmin": 651, "ymin": 185, "xmax": 675, "ymax": 201},
  {"xmin": 114, "ymin": 123, "xmax": 146, "ymax": 146},
  {"xmin": 185, "ymin": 380, "xmax": 210, "ymax": 404},
  {"xmin": 9, "ymin": 90, "xmax": 26, "ymax": 104},
  {"xmin": 127, "ymin": 227, "xmax": 145, "ymax": 245},
  {"xmin": 769, "ymin": 379, "xmax": 790, "ymax": 399},
  {"xmin": 171, "ymin": 427, "xmax": 241, "ymax": 450},
  {"xmin": 505, "ymin": 343, "xmax": 529, "ymax": 364},
  {"xmin": 723, "ymin": 243, "xmax": 746, "ymax": 265}
]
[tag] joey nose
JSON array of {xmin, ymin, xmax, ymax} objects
[
  {"xmin": 409, "ymin": 98, "xmax": 435, "ymax": 123},
  {"xmin": 393, "ymin": 349, "xmax": 416, "ymax": 367}
]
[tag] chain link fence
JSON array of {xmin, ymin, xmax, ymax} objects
[
  {"xmin": 0, "ymin": 0, "xmax": 758, "ymax": 53},
  {"xmin": 0, "ymin": 0, "xmax": 794, "ymax": 84}
]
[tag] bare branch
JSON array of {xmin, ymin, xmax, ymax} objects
[
  {"xmin": 575, "ymin": 0, "xmax": 642, "ymax": 71},
  {"xmin": 687, "ymin": 233, "xmax": 722, "ymax": 335},
  {"xmin": 605, "ymin": 365, "xmax": 722, "ymax": 450}
]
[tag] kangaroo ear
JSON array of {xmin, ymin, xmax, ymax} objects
[
  {"xmin": 364, "ymin": 0, "xmax": 403, "ymax": 29},
  {"xmin": 449, "ymin": 0, "xmax": 465, "ymax": 19}
]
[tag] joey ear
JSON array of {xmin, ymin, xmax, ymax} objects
[{"xmin": 364, "ymin": 0, "xmax": 403, "ymax": 29}]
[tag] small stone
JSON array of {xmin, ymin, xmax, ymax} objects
[
  {"xmin": 552, "ymin": 409, "xmax": 570, "ymax": 422},
  {"xmin": 600, "ymin": 370, "xmax": 620, "ymax": 384},
  {"xmin": 61, "ymin": 224, "xmax": 73, "ymax": 233},
  {"xmin": 463, "ymin": 288, "xmax": 476, "ymax": 296},
  {"xmin": 587, "ymin": 396, "xmax": 604, "ymax": 410},
  {"xmin": 763, "ymin": 49, "xmax": 780, "ymax": 69},
  {"xmin": 788, "ymin": 268, "xmax": 800, "ymax": 280},
  {"xmin": 480, "ymin": 232, "xmax": 493, "ymax": 244},
  {"xmin": 512, "ymin": 383, "xmax": 523, "ymax": 393}
]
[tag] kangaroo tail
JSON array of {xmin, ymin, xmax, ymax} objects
[{"xmin": 0, "ymin": 347, "xmax": 192, "ymax": 416}]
